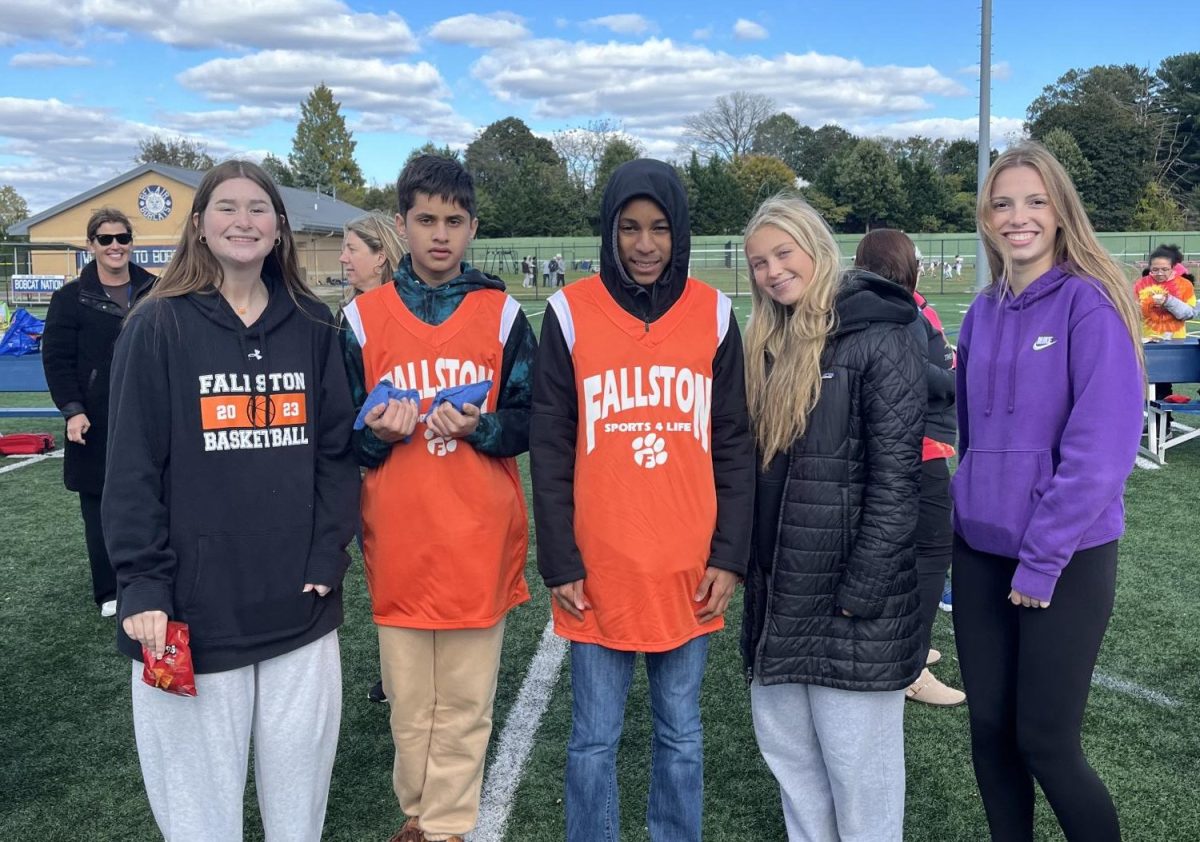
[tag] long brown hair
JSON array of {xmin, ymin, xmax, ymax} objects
[
  {"xmin": 977, "ymin": 142, "xmax": 1142, "ymax": 367},
  {"xmin": 743, "ymin": 194, "xmax": 843, "ymax": 466},
  {"xmin": 148, "ymin": 160, "xmax": 316, "ymax": 305}
]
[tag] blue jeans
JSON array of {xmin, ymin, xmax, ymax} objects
[{"xmin": 565, "ymin": 635, "xmax": 709, "ymax": 842}]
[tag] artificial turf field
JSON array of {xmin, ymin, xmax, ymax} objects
[{"xmin": 1, "ymin": 290, "xmax": 1198, "ymax": 841}]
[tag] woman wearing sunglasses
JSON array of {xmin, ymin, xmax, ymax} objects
[{"xmin": 42, "ymin": 207, "xmax": 156, "ymax": 618}]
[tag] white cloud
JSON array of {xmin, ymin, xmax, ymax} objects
[
  {"xmin": 586, "ymin": 14, "xmax": 655, "ymax": 36},
  {"xmin": 177, "ymin": 51, "xmax": 475, "ymax": 143},
  {"xmin": 693, "ymin": 27, "xmax": 713, "ymax": 40},
  {"xmin": 429, "ymin": 13, "xmax": 530, "ymax": 47},
  {"xmin": 160, "ymin": 106, "xmax": 297, "ymax": 135},
  {"xmin": 957, "ymin": 60, "xmax": 1013, "ymax": 81},
  {"xmin": 81, "ymin": 0, "xmax": 419, "ymax": 55},
  {"xmin": 0, "ymin": 0, "xmax": 80, "ymax": 46},
  {"xmin": 474, "ymin": 39, "xmax": 966, "ymax": 133},
  {"xmin": 9, "ymin": 52, "xmax": 94, "ymax": 68},
  {"xmin": 0, "ymin": 97, "xmax": 241, "ymax": 212},
  {"xmin": 733, "ymin": 19, "xmax": 769, "ymax": 41},
  {"xmin": 866, "ymin": 115, "xmax": 1027, "ymax": 144}
]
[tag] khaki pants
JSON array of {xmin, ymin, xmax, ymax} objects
[{"xmin": 379, "ymin": 620, "xmax": 506, "ymax": 840}]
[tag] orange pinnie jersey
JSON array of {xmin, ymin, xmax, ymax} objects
[
  {"xmin": 550, "ymin": 276, "xmax": 730, "ymax": 651},
  {"xmin": 343, "ymin": 285, "xmax": 529, "ymax": 628}
]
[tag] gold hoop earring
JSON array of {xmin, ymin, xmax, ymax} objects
[
  {"xmin": 274, "ymin": 236, "xmax": 281, "ymax": 246},
  {"xmin": 198, "ymin": 234, "xmax": 207, "ymax": 244}
]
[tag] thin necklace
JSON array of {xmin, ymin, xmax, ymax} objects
[{"xmin": 229, "ymin": 280, "xmax": 263, "ymax": 315}]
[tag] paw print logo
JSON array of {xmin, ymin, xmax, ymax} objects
[
  {"xmin": 632, "ymin": 432, "xmax": 668, "ymax": 469},
  {"xmin": 425, "ymin": 428, "xmax": 458, "ymax": 457}
]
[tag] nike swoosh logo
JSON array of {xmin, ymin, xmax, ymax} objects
[{"xmin": 1032, "ymin": 338, "xmax": 1056, "ymax": 351}]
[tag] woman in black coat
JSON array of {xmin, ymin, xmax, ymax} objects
[
  {"xmin": 42, "ymin": 207, "xmax": 155, "ymax": 616},
  {"xmin": 740, "ymin": 195, "xmax": 926, "ymax": 841}
]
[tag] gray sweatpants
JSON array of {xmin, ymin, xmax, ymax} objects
[
  {"xmin": 130, "ymin": 631, "xmax": 342, "ymax": 842},
  {"xmin": 751, "ymin": 679, "xmax": 905, "ymax": 842}
]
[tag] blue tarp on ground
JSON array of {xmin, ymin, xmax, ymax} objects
[
  {"xmin": 0, "ymin": 309, "xmax": 45, "ymax": 356},
  {"xmin": 0, "ymin": 354, "xmax": 49, "ymax": 391}
]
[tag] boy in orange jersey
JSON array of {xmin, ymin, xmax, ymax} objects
[
  {"xmin": 530, "ymin": 159, "xmax": 755, "ymax": 841},
  {"xmin": 339, "ymin": 155, "xmax": 537, "ymax": 842}
]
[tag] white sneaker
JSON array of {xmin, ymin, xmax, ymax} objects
[{"xmin": 100, "ymin": 600, "xmax": 117, "ymax": 618}]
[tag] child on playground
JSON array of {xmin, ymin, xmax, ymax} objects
[
  {"xmin": 339, "ymin": 155, "xmax": 538, "ymax": 842},
  {"xmin": 530, "ymin": 158, "xmax": 754, "ymax": 841}
]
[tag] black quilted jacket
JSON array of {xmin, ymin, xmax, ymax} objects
[{"xmin": 741, "ymin": 270, "xmax": 927, "ymax": 692}]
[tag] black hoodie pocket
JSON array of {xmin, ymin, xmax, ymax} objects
[{"xmin": 180, "ymin": 532, "xmax": 314, "ymax": 642}]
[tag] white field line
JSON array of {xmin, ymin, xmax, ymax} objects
[
  {"xmin": 470, "ymin": 619, "xmax": 568, "ymax": 842},
  {"xmin": 525, "ymin": 309, "xmax": 546, "ymax": 321},
  {"xmin": 0, "ymin": 450, "xmax": 63, "ymax": 474},
  {"xmin": 1092, "ymin": 672, "xmax": 1179, "ymax": 707}
]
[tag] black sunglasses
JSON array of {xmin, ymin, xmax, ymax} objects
[{"xmin": 93, "ymin": 232, "xmax": 133, "ymax": 246}]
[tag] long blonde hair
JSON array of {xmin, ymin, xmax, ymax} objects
[
  {"xmin": 978, "ymin": 142, "xmax": 1143, "ymax": 367},
  {"xmin": 345, "ymin": 211, "xmax": 407, "ymax": 286},
  {"xmin": 743, "ymin": 194, "xmax": 843, "ymax": 465}
]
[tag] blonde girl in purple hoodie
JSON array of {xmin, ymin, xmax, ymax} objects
[{"xmin": 951, "ymin": 142, "xmax": 1143, "ymax": 842}]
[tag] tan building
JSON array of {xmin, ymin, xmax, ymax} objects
[{"xmin": 9, "ymin": 162, "xmax": 365, "ymax": 284}]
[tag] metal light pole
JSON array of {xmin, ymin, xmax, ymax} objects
[{"xmin": 976, "ymin": 0, "xmax": 992, "ymax": 289}]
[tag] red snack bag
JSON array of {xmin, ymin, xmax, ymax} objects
[{"xmin": 141, "ymin": 621, "xmax": 198, "ymax": 697}]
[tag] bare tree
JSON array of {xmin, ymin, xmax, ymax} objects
[
  {"xmin": 682, "ymin": 91, "xmax": 776, "ymax": 161},
  {"xmin": 552, "ymin": 119, "xmax": 635, "ymax": 191}
]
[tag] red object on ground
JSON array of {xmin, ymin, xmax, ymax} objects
[
  {"xmin": 0, "ymin": 433, "xmax": 55, "ymax": 455},
  {"xmin": 1162, "ymin": 394, "xmax": 1193, "ymax": 404},
  {"xmin": 141, "ymin": 621, "xmax": 198, "ymax": 697}
]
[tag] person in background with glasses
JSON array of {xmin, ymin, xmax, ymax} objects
[
  {"xmin": 1134, "ymin": 244, "xmax": 1196, "ymax": 418},
  {"xmin": 41, "ymin": 207, "xmax": 156, "ymax": 618},
  {"xmin": 1135, "ymin": 244, "xmax": 1195, "ymax": 343}
]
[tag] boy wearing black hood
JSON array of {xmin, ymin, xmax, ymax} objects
[
  {"xmin": 340, "ymin": 155, "xmax": 537, "ymax": 842},
  {"xmin": 531, "ymin": 159, "xmax": 754, "ymax": 841}
]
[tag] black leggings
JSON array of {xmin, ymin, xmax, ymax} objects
[
  {"xmin": 914, "ymin": 458, "xmax": 953, "ymax": 657},
  {"xmin": 952, "ymin": 536, "xmax": 1120, "ymax": 841}
]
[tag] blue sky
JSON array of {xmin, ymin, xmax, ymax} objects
[{"xmin": 1, "ymin": 1, "xmax": 1194, "ymax": 213}]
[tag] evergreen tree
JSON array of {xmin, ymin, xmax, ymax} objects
[
  {"xmin": 261, "ymin": 153, "xmax": 294, "ymax": 188},
  {"xmin": 288, "ymin": 84, "xmax": 365, "ymax": 199}
]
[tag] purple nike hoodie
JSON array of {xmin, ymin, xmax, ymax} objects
[{"xmin": 950, "ymin": 264, "xmax": 1143, "ymax": 602}]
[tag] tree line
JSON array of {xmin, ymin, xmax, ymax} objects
[{"xmin": 3, "ymin": 53, "xmax": 1196, "ymax": 238}]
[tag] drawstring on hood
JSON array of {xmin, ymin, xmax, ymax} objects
[
  {"xmin": 186, "ymin": 274, "xmax": 292, "ymax": 420},
  {"xmin": 599, "ymin": 159, "xmax": 692, "ymax": 328}
]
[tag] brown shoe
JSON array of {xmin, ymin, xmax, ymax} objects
[
  {"xmin": 388, "ymin": 816, "xmax": 423, "ymax": 842},
  {"xmin": 926, "ymin": 648, "xmax": 941, "ymax": 666},
  {"xmin": 906, "ymin": 668, "xmax": 966, "ymax": 707}
]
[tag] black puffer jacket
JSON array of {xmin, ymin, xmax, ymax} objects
[{"xmin": 741, "ymin": 270, "xmax": 926, "ymax": 692}]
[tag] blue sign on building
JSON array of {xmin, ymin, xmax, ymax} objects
[{"xmin": 76, "ymin": 245, "xmax": 176, "ymax": 271}]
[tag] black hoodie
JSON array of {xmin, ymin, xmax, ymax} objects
[
  {"xmin": 531, "ymin": 158, "xmax": 755, "ymax": 588},
  {"xmin": 103, "ymin": 277, "xmax": 360, "ymax": 672}
]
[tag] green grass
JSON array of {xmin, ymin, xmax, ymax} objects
[{"xmin": 2, "ymin": 293, "xmax": 1198, "ymax": 840}]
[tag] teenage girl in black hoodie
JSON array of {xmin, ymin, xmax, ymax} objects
[{"xmin": 103, "ymin": 161, "xmax": 359, "ymax": 841}]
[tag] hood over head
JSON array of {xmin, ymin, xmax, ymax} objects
[
  {"xmin": 835, "ymin": 268, "xmax": 919, "ymax": 333},
  {"xmin": 599, "ymin": 158, "xmax": 691, "ymax": 322}
]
